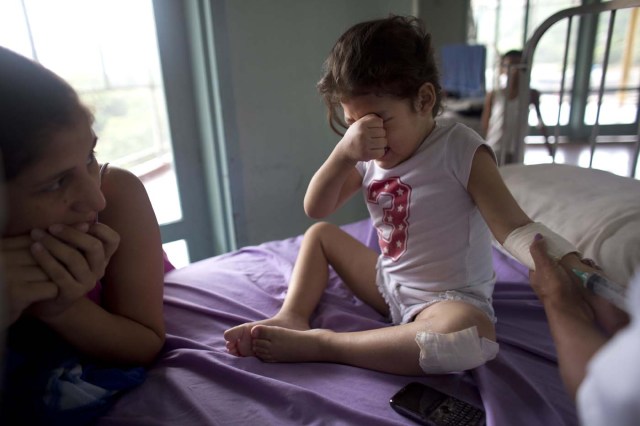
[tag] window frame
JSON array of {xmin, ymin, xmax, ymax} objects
[
  {"xmin": 471, "ymin": 0, "xmax": 640, "ymax": 141},
  {"xmin": 152, "ymin": 0, "xmax": 237, "ymax": 261}
]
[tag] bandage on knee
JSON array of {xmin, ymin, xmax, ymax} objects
[
  {"xmin": 503, "ymin": 222, "xmax": 577, "ymax": 270},
  {"xmin": 415, "ymin": 326, "xmax": 499, "ymax": 374}
]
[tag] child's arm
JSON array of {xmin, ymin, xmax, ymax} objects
[
  {"xmin": 467, "ymin": 146, "xmax": 531, "ymax": 243},
  {"xmin": 32, "ymin": 167, "xmax": 165, "ymax": 366},
  {"xmin": 468, "ymin": 147, "xmax": 629, "ymax": 334},
  {"xmin": 304, "ymin": 114, "xmax": 386, "ymax": 218}
]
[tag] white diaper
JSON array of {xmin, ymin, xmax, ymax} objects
[
  {"xmin": 375, "ymin": 257, "xmax": 496, "ymax": 325},
  {"xmin": 416, "ymin": 326, "xmax": 499, "ymax": 374}
]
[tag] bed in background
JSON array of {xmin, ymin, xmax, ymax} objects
[{"xmin": 97, "ymin": 2, "xmax": 640, "ymax": 425}]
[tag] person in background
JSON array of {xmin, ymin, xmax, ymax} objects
[
  {"xmin": 0, "ymin": 45, "xmax": 167, "ymax": 425},
  {"xmin": 529, "ymin": 235, "xmax": 637, "ymax": 426},
  {"xmin": 481, "ymin": 49, "xmax": 552, "ymax": 163}
]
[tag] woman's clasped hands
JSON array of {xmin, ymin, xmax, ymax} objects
[{"xmin": 2, "ymin": 222, "xmax": 119, "ymax": 325}]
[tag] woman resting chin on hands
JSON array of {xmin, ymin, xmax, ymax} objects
[
  {"xmin": 0, "ymin": 46, "xmax": 167, "ymax": 424},
  {"xmin": 3, "ymin": 221, "xmax": 119, "ymax": 324}
]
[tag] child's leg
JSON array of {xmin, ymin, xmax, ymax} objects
[
  {"xmin": 251, "ymin": 300, "xmax": 496, "ymax": 375},
  {"xmin": 224, "ymin": 222, "xmax": 385, "ymax": 356}
]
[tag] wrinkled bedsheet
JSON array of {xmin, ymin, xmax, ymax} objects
[{"xmin": 97, "ymin": 219, "xmax": 577, "ymax": 425}]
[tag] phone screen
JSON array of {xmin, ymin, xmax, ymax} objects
[{"xmin": 389, "ymin": 382, "xmax": 485, "ymax": 426}]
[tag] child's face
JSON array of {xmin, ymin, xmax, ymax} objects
[
  {"xmin": 3, "ymin": 118, "xmax": 105, "ymax": 237},
  {"xmin": 341, "ymin": 89, "xmax": 435, "ymax": 169}
]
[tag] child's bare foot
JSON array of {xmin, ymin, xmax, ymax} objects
[
  {"xmin": 223, "ymin": 314, "xmax": 310, "ymax": 357},
  {"xmin": 250, "ymin": 325, "xmax": 332, "ymax": 363}
]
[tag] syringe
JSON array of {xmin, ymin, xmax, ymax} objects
[{"xmin": 572, "ymin": 269, "xmax": 628, "ymax": 313}]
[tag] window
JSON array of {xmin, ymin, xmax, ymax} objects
[
  {"xmin": 471, "ymin": 0, "xmax": 640, "ymax": 127},
  {"xmin": 0, "ymin": 0, "xmax": 232, "ymax": 267},
  {"xmin": 586, "ymin": 8, "xmax": 640, "ymax": 125},
  {"xmin": 470, "ymin": 0, "xmax": 640, "ymax": 177},
  {"xmin": 470, "ymin": 0, "xmax": 581, "ymax": 93}
]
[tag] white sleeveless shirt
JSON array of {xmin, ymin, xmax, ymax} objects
[{"xmin": 356, "ymin": 120, "xmax": 496, "ymax": 298}]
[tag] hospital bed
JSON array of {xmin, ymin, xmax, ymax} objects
[{"xmin": 97, "ymin": 2, "xmax": 640, "ymax": 424}]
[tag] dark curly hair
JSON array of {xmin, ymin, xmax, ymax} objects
[
  {"xmin": 317, "ymin": 15, "xmax": 443, "ymax": 135},
  {"xmin": 0, "ymin": 46, "xmax": 92, "ymax": 181}
]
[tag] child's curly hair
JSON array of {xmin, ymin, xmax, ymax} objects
[{"xmin": 317, "ymin": 15, "xmax": 443, "ymax": 135}]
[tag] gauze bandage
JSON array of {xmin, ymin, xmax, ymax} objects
[
  {"xmin": 415, "ymin": 326, "xmax": 499, "ymax": 374},
  {"xmin": 502, "ymin": 222, "xmax": 577, "ymax": 270}
]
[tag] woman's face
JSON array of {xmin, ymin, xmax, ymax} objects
[{"xmin": 3, "ymin": 118, "xmax": 106, "ymax": 236}]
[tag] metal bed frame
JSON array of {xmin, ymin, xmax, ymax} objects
[{"xmin": 509, "ymin": 0, "xmax": 640, "ymax": 178}]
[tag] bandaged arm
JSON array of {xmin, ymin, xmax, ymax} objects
[{"xmin": 502, "ymin": 222, "xmax": 578, "ymax": 270}]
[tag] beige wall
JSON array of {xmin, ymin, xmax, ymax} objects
[{"xmin": 216, "ymin": 0, "xmax": 469, "ymax": 246}]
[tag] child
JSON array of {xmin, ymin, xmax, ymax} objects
[
  {"xmin": 481, "ymin": 49, "xmax": 552, "ymax": 163},
  {"xmin": 0, "ymin": 46, "xmax": 167, "ymax": 424},
  {"xmin": 223, "ymin": 16, "xmax": 607, "ymax": 376}
]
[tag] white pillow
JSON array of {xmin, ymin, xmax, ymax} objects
[{"xmin": 499, "ymin": 163, "xmax": 640, "ymax": 288}]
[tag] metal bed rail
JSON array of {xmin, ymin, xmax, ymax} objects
[{"xmin": 510, "ymin": 0, "xmax": 640, "ymax": 178}]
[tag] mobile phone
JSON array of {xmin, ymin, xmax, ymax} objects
[{"xmin": 389, "ymin": 382, "xmax": 485, "ymax": 426}]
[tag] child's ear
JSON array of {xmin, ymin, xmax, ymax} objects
[{"xmin": 415, "ymin": 82, "xmax": 436, "ymax": 113}]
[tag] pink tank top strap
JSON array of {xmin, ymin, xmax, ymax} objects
[{"xmin": 99, "ymin": 162, "xmax": 110, "ymax": 182}]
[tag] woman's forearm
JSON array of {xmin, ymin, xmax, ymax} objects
[
  {"xmin": 39, "ymin": 297, "xmax": 165, "ymax": 366},
  {"xmin": 542, "ymin": 299, "xmax": 608, "ymax": 400}
]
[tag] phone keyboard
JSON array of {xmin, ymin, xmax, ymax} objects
[{"xmin": 427, "ymin": 398, "xmax": 484, "ymax": 426}]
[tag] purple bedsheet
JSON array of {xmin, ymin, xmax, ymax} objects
[{"xmin": 97, "ymin": 219, "xmax": 577, "ymax": 425}]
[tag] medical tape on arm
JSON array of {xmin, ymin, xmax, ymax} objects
[{"xmin": 502, "ymin": 222, "xmax": 578, "ymax": 270}]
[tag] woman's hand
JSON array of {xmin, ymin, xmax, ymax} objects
[
  {"xmin": 557, "ymin": 251, "xmax": 630, "ymax": 335},
  {"xmin": 529, "ymin": 235, "xmax": 610, "ymax": 400},
  {"xmin": 337, "ymin": 114, "xmax": 387, "ymax": 162},
  {"xmin": 558, "ymin": 252, "xmax": 601, "ymax": 278},
  {"xmin": 529, "ymin": 236, "xmax": 593, "ymax": 321},
  {"xmin": 530, "ymin": 237, "xmax": 630, "ymax": 335},
  {"xmin": 1, "ymin": 235, "xmax": 58, "ymax": 325},
  {"xmin": 27, "ymin": 222, "xmax": 120, "ymax": 319}
]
